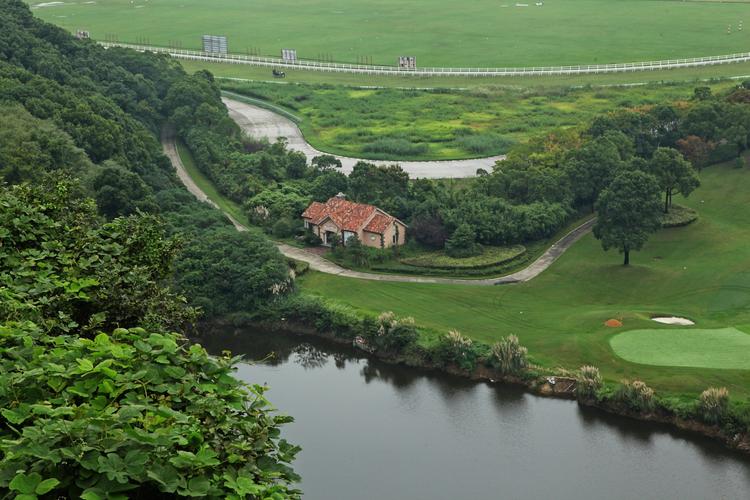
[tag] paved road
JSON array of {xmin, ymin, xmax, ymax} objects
[
  {"xmin": 222, "ymin": 97, "xmax": 504, "ymax": 179},
  {"xmin": 163, "ymin": 132, "xmax": 593, "ymax": 286}
]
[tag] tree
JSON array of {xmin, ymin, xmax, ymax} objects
[
  {"xmin": 310, "ymin": 170, "xmax": 349, "ymax": 201},
  {"xmin": 648, "ymin": 147, "xmax": 700, "ymax": 213},
  {"xmin": 563, "ymin": 137, "xmax": 622, "ymax": 210},
  {"xmin": 722, "ymin": 125, "xmax": 748, "ymax": 157},
  {"xmin": 285, "ymin": 150, "xmax": 308, "ymax": 178},
  {"xmin": 593, "ymin": 171, "xmax": 662, "ymax": 266},
  {"xmin": 311, "ymin": 154, "xmax": 342, "ymax": 172},
  {"xmin": 410, "ymin": 212, "xmax": 449, "ymax": 249},
  {"xmin": 445, "ymin": 223, "xmax": 480, "ymax": 258},
  {"xmin": 693, "ymin": 86, "xmax": 713, "ymax": 101},
  {"xmin": 91, "ymin": 161, "xmax": 158, "ymax": 218},
  {"xmin": 676, "ymin": 135, "xmax": 714, "ymax": 169}
]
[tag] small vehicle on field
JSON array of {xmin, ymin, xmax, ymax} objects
[{"xmin": 272, "ymin": 69, "xmax": 286, "ymax": 78}]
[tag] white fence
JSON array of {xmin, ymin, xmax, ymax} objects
[{"xmin": 99, "ymin": 42, "xmax": 750, "ymax": 77}]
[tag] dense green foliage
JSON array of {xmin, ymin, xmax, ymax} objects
[
  {"xmin": 0, "ymin": 182, "xmax": 300, "ymax": 498},
  {"xmin": 0, "ymin": 0, "xmax": 293, "ymax": 319},
  {"xmin": 0, "ymin": 3, "xmax": 301, "ymax": 496}
]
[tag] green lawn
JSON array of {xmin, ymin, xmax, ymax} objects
[
  {"xmin": 299, "ymin": 159, "xmax": 750, "ymax": 398},
  {"xmin": 610, "ymin": 327, "xmax": 750, "ymax": 370},
  {"xmin": 29, "ymin": 0, "xmax": 750, "ymax": 67},
  {"xmin": 221, "ymin": 79, "xmax": 738, "ymax": 160}
]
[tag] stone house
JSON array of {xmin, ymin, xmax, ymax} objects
[{"xmin": 301, "ymin": 194, "xmax": 407, "ymax": 248}]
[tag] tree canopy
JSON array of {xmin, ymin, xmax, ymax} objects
[{"xmin": 593, "ymin": 171, "xmax": 663, "ymax": 265}]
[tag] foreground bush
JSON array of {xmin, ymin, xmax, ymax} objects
[
  {"xmin": 698, "ymin": 387, "xmax": 730, "ymax": 424},
  {"xmin": 0, "ymin": 323, "xmax": 300, "ymax": 498},
  {"xmin": 490, "ymin": 335, "xmax": 529, "ymax": 375}
]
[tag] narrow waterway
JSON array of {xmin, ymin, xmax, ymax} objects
[{"xmin": 203, "ymin": 330, "xmax": 750, "ymax": 500}]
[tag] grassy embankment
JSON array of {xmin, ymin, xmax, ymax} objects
[
  {"xmin": 300, "ymin": 159, "xmax": 750, "ymax": 399},
  {"xmin": 32, "ymin": 0, "xmax": 750, "ymax": 66},
  {"xmin": 220, "ymin": 79, "xmax": 739, "ymax": 160},
  {"xmin": 175, "ymin": 141, "xmax": 251, "ymax": 227}
]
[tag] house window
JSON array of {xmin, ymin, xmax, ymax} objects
[
  {"xmin": 370, "ymin": 235, "xmax": 376, "ymax": 241},
  {"xmin": 304, "ymin": 221, "xmax": 309, "ymax": 229},
  {"xmin": 393, "ymin": 233, "xmax": 397, "ymax": 244}
]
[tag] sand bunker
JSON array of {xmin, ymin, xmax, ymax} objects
[
  {"xmin": 652, "ymin": 316, "xmax": 695, "ymax": 326},
  {"xmin": 604, "ymin": 319, "xmax": 623, "ymax": 328}
]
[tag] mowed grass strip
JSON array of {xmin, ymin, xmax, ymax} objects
[{"xmin": 610, "ymin": 327, "xmax": 750, "ymax": 369}]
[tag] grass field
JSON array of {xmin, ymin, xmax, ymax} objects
[
  {"xmin": 299, "ymin": 158, "xmax": 750, "ymax": 398},
  {"xmin": 610, "ymin": 327, "xmax": 750, "ymax": 370},
  {"xmin": 221, "ymin": 79, "xmax": 738, "ymax": 160},
  {"xmin": 29, "ymin": 0, "xmax": 750, "ymax": 67}
]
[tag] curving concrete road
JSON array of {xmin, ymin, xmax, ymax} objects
[{"xmin": 222, "ymin": 96, "xmax": 504, "ymax": 179}]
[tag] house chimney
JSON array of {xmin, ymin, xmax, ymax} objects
[{"xmin": 335, "ymin": 192, "xmax": 347, "ymax": 199}]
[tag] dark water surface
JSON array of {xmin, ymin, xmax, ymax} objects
[{"xmin": 203, "ymin": 330, "xmax": 750, "ymax": 500}]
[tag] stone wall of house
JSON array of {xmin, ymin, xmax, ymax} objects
[{"xmin": 361, "ymin": 230, "xmax": 384, "ymax": 248}]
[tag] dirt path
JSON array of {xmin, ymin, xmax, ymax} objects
[
  {"xmin": 222, "ymin": 96, "xmax": 504, "ymax": 179},
  {"xmin": 163, "ymin": 132, "xmax": 593, "ymax": 286}
]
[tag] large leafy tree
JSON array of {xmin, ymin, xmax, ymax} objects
[
  {"xmin": 648, "ymin": 147, "xmax": 700, "ymax": 213},
  {"xmin": 563, "ymin": 137, "xmax": 622, "ymax": 210},
  {"xmin": 593, "ymin": 171, "xmax": 663, "ymax": 266}
]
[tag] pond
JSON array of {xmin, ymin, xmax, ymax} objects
[{"xmin": 202, "ymin": 329, "xmax": 750, "ymax": 500}]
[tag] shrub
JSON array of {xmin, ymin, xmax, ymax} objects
[
  {"xmin": 0, "ymin": 323, "xmax": 300, "ymax": 498},
  {"xmin": 445, "ymin": 223, "xmax": 481, "ymax": 258},
  {"xmin": 660, "ymin": 204, "xmax": 698, "ymax": 228},
  {"xmin": 302, "ymin": 229, "xmax": 323, "ymax": 246},
  {"xmin": 576, "ymin": 365, "xmax": 603, "ymax": 399},
  {"xmin": 344, "ymin": 234, "xmax": 370, "ymax": 267},
  {"xmin": 272, "ymin": 217, "xmax": 300, "ymax": 238},
  {"xmin": 613, "ymin": 380, "xmax": 657, "ymax": 412},
  {"xmin": 273, "ymin": 295, "xmax": 360, "ymax": 339},
  {"xmin": 490, "ymin": 335, "xmax": 529, "ymax": 375},
  {"xmin": 433, "ymin": 330, "xmax": 479, "ymax": 371},
  {"xmin": 698, "ymin": 387, "xmax": 730, "ymax": 424},
  {"xmin": 368, "ymin": 312, "xmax": 419, "ymax": 353}
]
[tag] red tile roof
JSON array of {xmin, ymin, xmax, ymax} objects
[
  {"xmin": 303, "ymin": 197, "xmax": 397, "ymax": 234},
  {"xmin": 301, "ymin": 201, "xmax": 327, "ymax": 223},
  {"xmin": 363, "ymin": 213, "xmax": 394, "ymax": 234}
]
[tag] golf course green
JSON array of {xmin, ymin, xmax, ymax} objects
[
  {"xmin": 610, "ymin": 327, "xmax": 750, "ymax": 370},
  {"xmin": 299, "ymin": 158, "xmax": 750, "ymax": 398}
]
